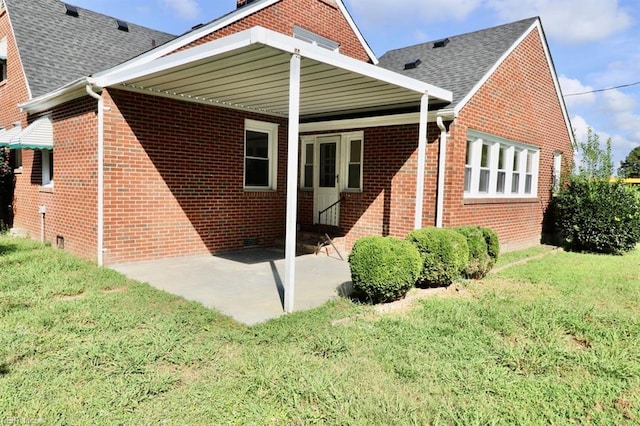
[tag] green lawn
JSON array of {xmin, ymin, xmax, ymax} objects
[{"xmin": 1, "ymin": 236, "xmax": 639, "ymax": 425}]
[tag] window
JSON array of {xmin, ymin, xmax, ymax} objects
[
  {"xmin": 41, "ymin": 150, "xmax": 53, "ymax": 187},
  {"xmin": 301, "ymin": 141, "xmax": 314, "ymax": 189},
  {"xmin": 0, "ymin": 37, "xmax": 7, "ymax": 83},
  {"xmin": 299, "ymin": 131, "xmax": 364, "ymax": 191},
  {"xmin": 553, "ymin": 152, "xmax": 562, "ymax": 193},
  {"xmin": 464, "ymin": 131, "xmax": 539, "ymax": 198},
  {"xmin": 12, "ymin": 148, "xmax": 22, "ymax": 171},
  {"xmin": 244, "ymin": 119, "xmax": 278, "ymax": 190},
  {"xmin": 345, "ymin": 136, "xmax": 362, "ymax": 190}
]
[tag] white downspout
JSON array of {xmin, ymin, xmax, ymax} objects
[
  {"xmin": 85, "ymin": 84, "xmax": 105, "ymax": 266},
  {"xmin": 414, "ymin": 92, "xmax": 429, "ymax": 229},
  {"xmin": 435, "ymin": 116, "xmax": 447, "ymax": 228}
]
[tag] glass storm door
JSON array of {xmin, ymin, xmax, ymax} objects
[{"xmin": 314, "ymin": 137, "xmax": 340, "ymax": 226}]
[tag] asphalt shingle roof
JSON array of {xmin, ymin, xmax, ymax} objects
[
  {"xmin": 5, "ymin": 0, "xmax": 176, "ymax": 98},
  {"xmin": 377, "ymin": 17, "xmax": 539, "ymax": 109}
]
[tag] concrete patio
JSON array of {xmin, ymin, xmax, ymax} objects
[{"xmin": 112, "ymin": 248, "xmax": 352, "ymax": 325}]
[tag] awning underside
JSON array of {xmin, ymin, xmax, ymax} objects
[
  {"xmin": 95, "ymin": 27, "xmax": 451, "ymax": 117},
  {"xmin": 108, "ymin": 44, "xmax": 448, "ymax": 119},
  {"xmin": 0, "ymin": 126, "xmax": 22, "ymax": 147}
]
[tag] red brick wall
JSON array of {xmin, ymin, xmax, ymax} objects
[
  {"xmin": 444, "ymin": 28, "xmax": 573, "ymax": 251},
  {"xmin": 0, "ymin": 8, "xmax": 29, "ymax": 127},
  {"xmin": 178, "ymin": 0, "xmax": 371, "ymax": 62},
  {"xmin": 11, "ymin": 100, "xmax": 99, "ymax": 260},
  {"xmin": 101, "ymin": 89, "xmax": 289, "ymax": 264},
  {"xmin": 299, "ymin": 124, "xmax": 442, "ymax": 248}
]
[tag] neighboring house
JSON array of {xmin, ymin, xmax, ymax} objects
[{"xmin": 0, "ymin": 0, "xmax": 573, "ymax": 271}]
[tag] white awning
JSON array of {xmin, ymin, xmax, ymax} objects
[
  {"xmin": 91, "ymin": 26, "xmax": 452, "ymax": 119},
  {"xmin": 0, "ymin": 126, "xmax": 22, "ymax": 147},
  {"xmin": 9, "ymin": 115, "xmax": 53, "ymax": 150}
]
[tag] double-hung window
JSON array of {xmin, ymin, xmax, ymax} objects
[
  {"xmin": 41, "ymin": 149, "xmax": 53, "ymax": 187},
  {"xmin": 464, "ymin": 131, "xmax": 539, "ymax": 198},
  {"xmin": 244, "ymin": 119, "xmax": 278, "ymax": 190},
  {"xmin": 0, "ymin": 37, "xmax": 7, "ymax": 83},
  {"xmin": 344, "ymin": 134, "xmax": 363, "ymax": 191}
]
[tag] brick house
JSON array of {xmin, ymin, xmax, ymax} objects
[{"xmin": 0, "ymin": 0, "xmax": 573, "ymax": 274}]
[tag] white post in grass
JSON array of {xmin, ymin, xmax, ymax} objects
[
  {"xmin": 414, "ymin": 92, "xmax": 429, "ymax": 229},
  {"xmin": 284, "ymin": 52, "xmax": 301, "ymax": 313}
]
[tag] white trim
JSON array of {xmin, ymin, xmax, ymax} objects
[
  {"xmin": 464, "ymin": 130, "xmax": 540, "ymax": 199},
  {"xmin": 414, "ymin": 93, "xmax": 429, "ymax": 229},
  {"xmin": 333, "ymin": 0, "xmax": 378, "ymax": 64},
  {"xmin": 534, "ymin": 23, "xmax": 576, "ymax": 149},
  {"xmin": 20, "ymin": 77, "xmax": 89, "ymax": 114},
  {"xmin": 455, "ymin": 19, "xmax": 575, "ymax": 149},
  {"xmin": 93, "ymin": 0, "xmax": 378, "ymax": 78},
  {"xmin": 284, "ymin": 53, "xmax": 301, "ymax": 314},
  {"xmin": 41, "ymin": 149, "xmax": 53, "ymax": 187},
  {"xmin": 3, "ymin": 6, "xmax": 32, "ymax": 99},
  {"xmin": 455, "ymin": 21, "xmax": 537, "ymax": 114},
  {"xmin": 244, "ymin": 118, "xmax": 279, "ymax": 191},
  {"xmin": 94, "ymin": 27, "xmax": 451, "ymax": 102},
  {"xmin": 300, "ymin": 109, "xmax": 456, "ymax": 133}
]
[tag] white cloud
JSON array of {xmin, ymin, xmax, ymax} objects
[
  {"xmin": 559, "ymin": 75, "xmax": 595, "ymax": 108},
  {"xmin": 487, "ymin": 0, "xmax": 632, "ymax": 43},
  {"xmin": 161, "ymin": 0, "xmax": 200, "ymax": 21},
  {"xmin": 348, "ymin": 0, "xmax": 482, "ymax": 27}
]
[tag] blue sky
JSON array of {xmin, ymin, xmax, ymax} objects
[{"xmin": 70, "ymin": 0, "xmax": 640, "ymax": 170}]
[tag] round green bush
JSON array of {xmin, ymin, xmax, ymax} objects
[
  {"xmin": 406, "ymin": 227, "xmax": 469, "ymax": 287},
  {"xmin": 454, "ymin": 226, "xmax": 490, "ymax": 279},
  {"xmin": 480, "ymin": 227, "xmax": 500, "ymax": 269},
  {"xmin": 348, "ymin": 236, "xmax": 421, "ymax": 303},
  {"xmin": 555, "ymin": 177, "xmax": 640, "ymax": 254}
]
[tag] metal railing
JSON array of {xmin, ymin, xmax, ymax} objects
[{"xmin": 317, "ymin": 196, "xmax": 343, "ymax": 226}]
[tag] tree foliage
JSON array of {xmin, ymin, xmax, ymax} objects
[
  {"xmin": 575, "ymin": 128, "xmax": 613, "ymax": 178},
  {"xmin": 618, "ymin": 146, "xmax": 640, "ymax": 178}
]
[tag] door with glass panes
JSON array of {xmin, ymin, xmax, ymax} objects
[{"xmin": 314, "ymin": 136, "xmax": 340, "ymax": 226}]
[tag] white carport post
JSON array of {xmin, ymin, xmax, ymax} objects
[
  {"xmin": 414, "ymin": 92, "xmax": 430, "ymax": 229},
  {"xmin": 284, "ymin": 51, "xmax": 301, "ymax": 313}
]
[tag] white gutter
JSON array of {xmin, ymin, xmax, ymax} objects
[
  {"xmin": 435, "ymin": 116, "xmax": 448, "ymax": 228},
  {"xmin": 85, "ymin": 83, "xmax": 105, "ymax": 267}
]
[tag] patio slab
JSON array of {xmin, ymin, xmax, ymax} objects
[{"xmin": 111, "ymin": 248, "xmax": 352, "ymax": 325}]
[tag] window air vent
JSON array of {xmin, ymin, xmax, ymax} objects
[
  {"xmin": 117, "ymin": 19, "xmax": 129, "ymax": 32},
  {"xmin": 433, "ymin": 38, "xmax": 450, "ymax": 48},
  {"xmin": 403, "ymin": 59, "xmax": 422, "ymax": 70},
  {"xmin": 64, "ymin": 3, "xmax": 79, "ymax": 17}
]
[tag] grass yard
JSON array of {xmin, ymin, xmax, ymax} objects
[{"xmin": 1, "ymin": 236, "xmax": 639, "ymax": 424}]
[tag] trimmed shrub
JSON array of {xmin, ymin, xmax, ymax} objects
[
  {"xmin": 454, "ymin": 226, "xmax": 490, "ymax": 279},
  {"xmin": 555, "ymin": 177, "xmax": 640, "ymax": 254},
  {"xmin": 406, "ymin": 227, "xmax": 468, "ymax": 287},
  {"xmin": 348, "ymin": 236, "xmax": 421, "ymax": 303},
  {"xmin": 480, "ymin": 227, "xmax": 500, "ymax": 269}
]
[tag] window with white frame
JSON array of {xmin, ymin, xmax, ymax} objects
[
  {"xmin": 301, "ymin": 140, "xmax": 314, "ymax": 190},
  {"xmin": 41, "ymin": 149, "xmax": 53, "ymax": 187},
  {"xmin": 464, "ymin": 131, "xmax": 539, "ymax": 198},
  {"xmin": 244, "ymin": 119, "xmax": 278, "ymax": 190},
  {"xmin": 0, "ymin": 37, "xmax": 7, "ymax": 83},
  {"xmin": 344, "ymin": 134, "xmax": 363, "ymax": 191}
]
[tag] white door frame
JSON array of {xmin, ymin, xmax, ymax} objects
[{"xmin": 314, "ymin": 136, "xmax": 341, "ymax": 226}]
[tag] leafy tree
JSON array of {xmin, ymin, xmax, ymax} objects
[
  {"xmin": 618, "ymin": 146, "xmax": 640, "ymax": 178},
  {"xmin": 575, "ymin": 128, "xmax": 613, "ymax": 178}
]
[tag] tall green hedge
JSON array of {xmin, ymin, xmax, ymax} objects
[
  {"xmin": 406, "ymin": 228, "xmax": 468, "ymax": 287},
  {"xmin": 348, "ymin": 236, "xmax": 421, "ymax": 303},
  {"xmin": 555, "ymin": 177, "xmax": 640, "ymax": 254}
]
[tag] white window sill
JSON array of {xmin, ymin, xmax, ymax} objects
[
  {"xmin": 39, "ymin": 184, "xmax": 54, "ymax": 193},
  {"xmin": 463, "ymin": 195, "xmax": 538, "ymax": 205}
]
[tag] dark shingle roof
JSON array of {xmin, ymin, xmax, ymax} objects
[
  {"xmin": 5, "ymin": 0, "xmax": 176, "ymax": 98},
  {"xmin": 377, "ymin": 17, "xmax": 539, "ymax": 108}
]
